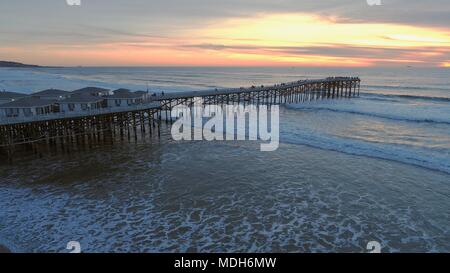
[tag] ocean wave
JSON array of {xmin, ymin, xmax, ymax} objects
[
  {"xmin": 363, "ymin": 84, "xmax": 450, "ymax": 92},
  {"xmin": 361, "ymin": 92, "xmax": 450, "ymax": 103},
  {"xmin": 0, "ymin": 68, "xmax": 188, "ymax": 93},
  {"xmin": 292, "ymin": 106, "xmax": 450, "ymax": 125},
  {"xmin": 281, "ymin": 130, "xmax": 450, "ymax": 175},
  {"xmin": 186, "ymin": 107, "xmax": 450, "ymax": 175},
  {"xmin": 284, "ymin": 97, "xmax": 450, "ymax": 174}
]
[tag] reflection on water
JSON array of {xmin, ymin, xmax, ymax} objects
[{"xmin": 0, "ymin": 125, "xmax": 449, "ymax": 253}]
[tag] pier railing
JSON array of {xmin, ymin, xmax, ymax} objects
[
  {"xmin": 154, "ymin": 77, "xmax": 361, "ymax": 113},
  {"xmin": 152, "ymin": 77, "xmax": 360, "ymax": 100}
]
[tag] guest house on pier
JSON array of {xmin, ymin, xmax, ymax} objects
[
  {"xmin": 105, "ymin": 89, "xmax": 147, "ymax": 108},
  {"xmin": 0, "ymin": 86, "xmax": 151, "ymax": 118},
  {"xmin": 59, "ymin": 93, "xmax": 106, "ymax": 113},
  {"xmin": 0, "ymin": 96, "xmax": 56, "ymax": 118}
]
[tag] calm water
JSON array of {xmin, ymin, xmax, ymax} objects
[{"xmin": 0, "ymin": 66, "xmax": 449, "ymax": 252}]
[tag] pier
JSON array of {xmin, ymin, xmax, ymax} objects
[{"xmin": 0, "ymin": 77, "xmax": 360, "ymax": 161}]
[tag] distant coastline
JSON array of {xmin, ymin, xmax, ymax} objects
[
  {"xmin": 0, "ymin": 61, "xmax": 61, "ymax": 68},
  {"xmin": 0, "ymin": 61, "xmax": 41, "ymax": 68}
]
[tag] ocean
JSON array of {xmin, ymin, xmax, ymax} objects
[{"xmin": 0, "ymin": 66, "xmax": 449, "ymax": 252}]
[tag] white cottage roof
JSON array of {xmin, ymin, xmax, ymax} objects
[
  {"xmin": 0, "ymin": 91, "xmax": 28, "ymax": 99},
  {"xmin": 71, "ymin": 87, "xmax": 110, "ymax": 96},
  {"xmin": 60, "ymin": 93, "xmax": 105, "ymax": 104},
  {"xmin": 32, "ymin": 89, "xmax": 69, "ymax": 97},
  {"xmin": 0, "ymin": 97, "xmax": 55, "ymax": 108},
  {"xmin": 108, "ymin": 89, "xmax": 143, "ymax": 99}
]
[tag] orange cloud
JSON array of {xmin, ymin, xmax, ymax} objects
[{"xmin": 187, "ymin": 13, "xmax": 450, "ymax": 66}]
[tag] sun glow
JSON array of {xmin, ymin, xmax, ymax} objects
[
  {"xmin": 197, "ymin": 13, "xmax": 450, "ymax": 47},
  {"xmin": 186, "ymin": 13, "xmax": 450, "ymax": 66}
]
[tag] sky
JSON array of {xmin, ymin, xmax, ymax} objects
[{"xmin": 0, "ymin": 0, "xmax": 449, "ymax": 67}]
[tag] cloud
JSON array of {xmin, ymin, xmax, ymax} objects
[
  {"xmin": 0, "ymin": 0, "xmax": 449, "ymax": 66},
  {"xmin": 180, "ymin": 43, "xmax": 450, "ymax": 65}
]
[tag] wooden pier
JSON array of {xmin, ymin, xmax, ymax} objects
[{"xmin": 0, "ymin": 77, "xmax": 360, "ymax": 160}]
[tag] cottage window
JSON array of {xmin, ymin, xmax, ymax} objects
[
  {"xmin": 81, "ymin": 104, "xmax": 88, "ymax": 110},
  {"xmin": 115, "ymin": 99, "xmax": 121, "ymax": 106},
  {"xmin": 23, "ymin": 108, "xmax": 32, "ymax": 117},
  {"xmin": 6, "ymin": 108, "xmax": 19, "ymax": 117},
  {"xmin": 68, "ymin": 103, "xmax": 75, "ymax": 111}
]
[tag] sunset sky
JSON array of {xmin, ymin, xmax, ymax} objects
[{"xmin": 0, "ymin": 0, "xmax": 449, "ymax": 67}]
